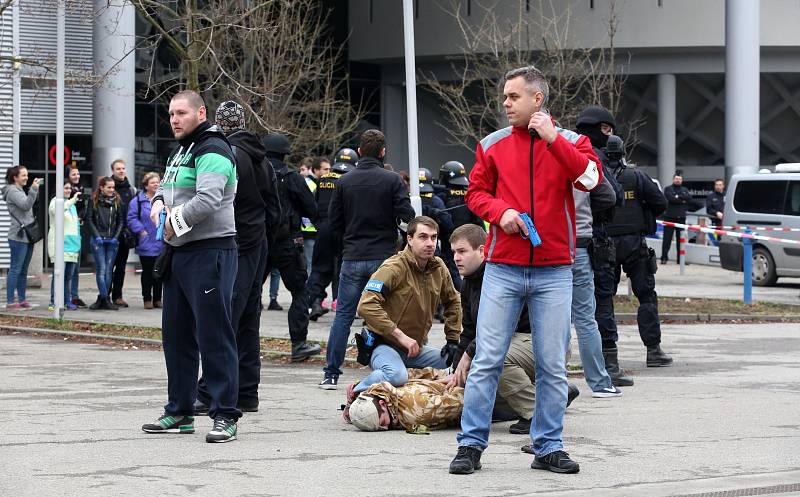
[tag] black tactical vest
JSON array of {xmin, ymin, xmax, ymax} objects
[
  {"xmin": 606, "ymin": 168, "xmax": 646, "ymax": 236},
  {"xmin": 445, "ymin": 187, "xmax": 470, "ymax": 228}
]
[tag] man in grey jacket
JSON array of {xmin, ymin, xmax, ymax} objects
[
  {"xmin": 570, "ymin": 175, "xmax": 623, "ymax": 398},
  {"xmin": 141, "ymin": 90, "xmax": 241, "ymax": 443}
]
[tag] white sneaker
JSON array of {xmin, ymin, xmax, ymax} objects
[{"xmin": 592, "ymin": 386, "xmax": 623, "ymax": 398}]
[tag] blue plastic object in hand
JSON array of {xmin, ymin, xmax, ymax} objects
[
  {"xmin": 519, "ymin": 212, "xmax": 542, "ymax": 248},
  {"xmin": 156, "ymin": 210, "xmax": 167, "ymax": 241}
]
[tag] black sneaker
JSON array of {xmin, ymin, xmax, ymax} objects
[
  {"xmin": 509, "ymin": 417, "xmax": 531, "ymax": 434},
  {"xmin": 567, "ymin": 383, "xmax": 580, "ymax": 407},
  {"xmin": 142, "ymin": 414, "xmax": 195, "ymax": 434},
  {"xmin": 72, "ymin": 298, "xmax": 87, "ymax": 309},
  {"xmin": 291, "ymin": 341, "xmax": 321, "ymax": 362},
  {"xmin": 647, "ymin": 345, "xmax": 673, "ymax": 367},
  {"xmin": 449, "ymin": 446, "xmax": 482, "ymax": 474},
  {"xmin": 267, "ymin": 299, "xmax": 283, "ymax": 311},
  {"xmin": 238, "ymin": 403, "xmax": 259, "ymax": 413},
  {"xmin": 318, "ymin": 376, "xmax": 338, "ymax": 390},
  {"xmin": 206, "ymin": 417, "xmax": 237, "ymax": 443},
  {"xmin": 193, "ymin": 399, "xmax": 209, "ymax": 416},
  {"xmin": 531, "ymin": 450, "xmax": 580, "ymax": 474}
]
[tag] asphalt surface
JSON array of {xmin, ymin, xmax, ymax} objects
[{"xmin": 3, "ymin": 320, "xmax": 800, "ymax": 497}]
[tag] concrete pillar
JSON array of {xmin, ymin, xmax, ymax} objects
[
  {"xmin": 382, "ymin": 82, "xmax": 409, "ymax": 171},
  {"xmin": 657, "ymin": 73, "xmax": 676, "ymax": 190},
  {"xmin": 725, "ymin": 0, "xmax": 760, "ymax": 179},
  {"xmin": 93, "ymin": 0, "xmax": 135, "ymax": 181}
]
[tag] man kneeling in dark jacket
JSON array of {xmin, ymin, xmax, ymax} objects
[{"xmin": 444, "ymin": 224, "xmax": 579, "ymax": 435}]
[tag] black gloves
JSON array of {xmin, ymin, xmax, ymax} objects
[{"xmin": 440, "ymin": 340, "xmax": 460, "ymax": 367}]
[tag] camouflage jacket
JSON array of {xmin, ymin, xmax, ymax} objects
[{"xmin": 363, "ymin": 368, "xmax": 464, "ymax": 431}]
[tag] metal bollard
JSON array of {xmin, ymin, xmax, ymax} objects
[
  {"xmin": 742, "ymin": 229, "xmax": 752, "ymax": 305},
  {"xmin": 679, "ymin": 234, "xmax": 686, "ymax": 276}
]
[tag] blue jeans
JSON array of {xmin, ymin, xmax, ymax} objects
[
  {"xmin": 50, "ymin": 261, "xmax": 77, "ymax": 306},
  {"xmin": 303, "ymin": 238, "xmax": 315, "ymax": 276},
  {"xmin": 353, "ymin": 343, "xmax": 446, "ymax": 393},
  {"xmin": 91, "ymin": 238, "xmax": 118, "ymax": 298},
  {"xmin": 269, "ymin": 268, "xmax": 280, "ymax": 300},
  {"xmin": 457, "ymin": 263, "xmax": 573, "ymax": 456},
  {"xmin": 323, "ymin": 258, "xmax": 384, "ymax": 377},
  {"xmin": 71, "ymin": 249, "xmax": 82, "ymax": 300},
  {"xmin": 572, "ymin": 248, "xmax": 614, "ymax": 392},
  {"xmin": 7, "ymin": 240, "xmax": 34, "ymax": 304}
]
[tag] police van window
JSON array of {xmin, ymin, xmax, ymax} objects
[
  {"xmin": 733, "ymin": 180, "xmax": 788, "ymax": 215},
  {"xmin": 784, "ymin": 182, "xmax": 800, "ymax": 216}
]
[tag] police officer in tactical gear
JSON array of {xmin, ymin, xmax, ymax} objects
[
  {"xmin": 307, "ymin": 150, "xmax": 355, "ymax": 321},
  {"xmin": 262, "ymin": 133, "xmax": 321, "ymax": 361},
  {"xmin": 439, "ymin": 161, "xmax": 484, "ymax": 230},
  {"xmin": 577, "ymin": 107, "xmax": 674, "ymax": 377},
  {"xmin": 436, "ymin": 161, "xmax": 483, "ymax": 290}
]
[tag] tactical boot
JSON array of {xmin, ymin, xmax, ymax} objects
[
  {"xmin": 646, "ymin": 344, "xmax": 673, "ymax": 367},
  {"xmin": 308, "ymin": 299, "xmax": 329, "ymax": 322},
  {"xmin": 291, "ymin": 341, "xmax": 321, "ymax": 362},
  {"xmin": 602, "ymin": 347, "xmax": 634, "ymax": 387}
]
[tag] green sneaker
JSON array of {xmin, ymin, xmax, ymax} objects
[
  {"xmin": 206, "ymin": 417, "xmax": 237, "ymax": 443},
  {"xmin": 141, "ymin": 414, "xmax": 195, "ymax": 434}
]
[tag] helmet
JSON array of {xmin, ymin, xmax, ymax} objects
[
  {"xmin": 576, "ymin": 106, "xmax": 617, "ymax": 129},
  {"xmin": 439, "ymin": 160, "xmax": 469, "ymax": 187},
  {"xmin": 332, "ymin": 162, "xmax": 350, "ymax": 174},
  {"xmin": 348, "ymin": 395, "xmax": 387, "ymax": 431},
  {"xmin": 262, "ymin": 133, "xmax": 291, "ymax": 156},
  {"xmin": 604, "ymin": 135, "xmax": 624, "ymax": 161},
  {"xmin": 418, "ymin": 167, "xmax": 434, "ymax": 194},
  {"xmin": 335, "ymin": 147, "xmax": 358, "ymax": 166}
]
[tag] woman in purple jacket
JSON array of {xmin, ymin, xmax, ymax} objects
[{"xmin": 127, "ymin": 172, "xmax": 164, "ymax": 309}]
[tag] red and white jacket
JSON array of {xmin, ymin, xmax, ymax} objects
[{"xmin": 466, "ymin": 124, "xmax": 601, "ymax": 267}]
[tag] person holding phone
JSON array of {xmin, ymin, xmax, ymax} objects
[
  {"xmin": 48, "ymin": 181, "xmax": 81, "ymax": 311},
  {"xmin": 67, "ymin": 167, "xmax": 88, "ymax": 308},
  {"xmin": 449, "ymin": 66, "xmax": 601, "ymax": 476},
  {"xmin": 3, "ymin": 166, "xmax": 41, "ymax": 310}
]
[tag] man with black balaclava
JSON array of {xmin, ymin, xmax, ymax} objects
[
  {"xmin": 576, "ymin": 106, "xmax": 673, "ymax": 383},
  {"xmin": 193, "ymin": 101, "xmax": 275, "ymax": 416},
  {"xmin": 262, "ymin": 133, "xmax": 321, "ymax": 362}
]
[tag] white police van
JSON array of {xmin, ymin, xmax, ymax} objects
[{"xmin": 719, "ymin": 164, "xmax": 800, "ymax": 286}]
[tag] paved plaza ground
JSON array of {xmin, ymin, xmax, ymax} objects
[
  {"xmin": 3, "ymin": 320, "xmax": 800, "ymax": 497},
  {"xmin": 2, "ymin": 264, "xmax": 800, "ymax": 496}
]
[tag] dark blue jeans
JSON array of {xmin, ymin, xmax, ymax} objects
[
  {"xmin": 90, "ymin": 238, "xmax": 118, "ymax": 298},
  {"xmin": 323, "ymin": 258, "xmax": 384, "ymax": 378},
  {"xmin": 7, "ymin": 240, "xmax": 34, "ymax": 304}
]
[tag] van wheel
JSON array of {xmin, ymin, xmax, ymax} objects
[{"xmin": 752, "ymin": 247, "xmax": 778, "ymax": 287}]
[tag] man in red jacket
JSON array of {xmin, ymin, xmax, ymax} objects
[{"xmin": 449, "ymin": 66, "xmax": 601, "ymax": 476}]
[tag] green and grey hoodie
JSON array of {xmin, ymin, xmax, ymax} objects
[{"xmin": 154, "ymin": 121, "xmax": 237, "ymax": 248}]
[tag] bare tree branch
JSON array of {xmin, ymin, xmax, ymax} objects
[{"xmin": 420, "ymin": 0, "xmax": 640, "ymax": 153}]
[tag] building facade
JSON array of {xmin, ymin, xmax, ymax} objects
[{"xmin": 346, "ymin": 0, "xmax": 800, "ymax": 194}]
